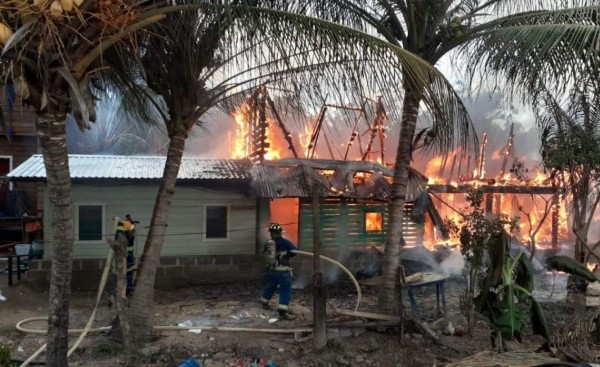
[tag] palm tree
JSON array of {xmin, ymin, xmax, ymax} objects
[
  {"xmin": 0, "ymin": 0, "xmax": 469, "ymax": 361},
  {"xmin": 103, "ymin": 1, "xmax": 476, "ymax": 350},
  {"xmin": 0, "ymin": 2, "xmax": 178, "ymax": 365},
  {"xmin": 536, "ymin": 78, "xmax": 600, "ymax": 265},
  {"xmin": 307, "ymin": 0, "xmax": 600, "ymax": 311}
]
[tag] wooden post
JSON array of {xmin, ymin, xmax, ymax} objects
[
  {"xmin": 312, "ymin": 183, "xmax": 327, "ymax": 349},
  {"xmin": 551, "ymin": 195, "xmax": 559, "ymax": 249},
  {"xmin": 485, "ymin": 194, "xmax": 493, "ymax": 217}
]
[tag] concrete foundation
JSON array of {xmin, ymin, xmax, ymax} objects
[
  {"xmin": 24, "ymin": 248, "xmax": 386, "ymax": 291},
  {"xmin": 27, "ymin": 254, "xmax": 265, "ymax": 291}
]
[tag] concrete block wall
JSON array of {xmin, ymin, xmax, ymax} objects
[
  {"xmin": 26, "ymin": 248, "xmax": 382, "ymax": 291},
  {"xmin": 27, "ymin": 254, "xmax": 265, "ymax": 291}
]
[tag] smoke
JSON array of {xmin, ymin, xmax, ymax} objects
[{"xmin": 439, "ymin": 248, "xmax": 465, "ymax": 276}]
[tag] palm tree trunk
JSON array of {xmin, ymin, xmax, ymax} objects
[
  {"xmin": 378, "ymin": 88, "xmax": 422, "ymax": 313},
  {"xmin": 127, "ymin": 131, "xmax": 186, "ymax": 347},
  {"xmin": 37, "ymin": 113, "xmax": 74, "ymax": 367}
]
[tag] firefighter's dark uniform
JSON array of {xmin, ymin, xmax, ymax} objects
[
  {"xmin": 258, "ymin": 223, "xmax": 297, "ymax": 320},
  {"xmin": 115, "ymin": 215, "xmax": 137, "ymax": 295}
]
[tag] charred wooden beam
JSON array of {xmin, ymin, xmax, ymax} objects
[
  {"xmin": 261, "ymin": 158, "xmax": 394, "ymax": 176},
  {"xmin": 344, "ymin": 103, "xmax": 367, "ymax": 161},
  {"xmin": 265, "ymin": 94, "xmax": 298, "ymax": 158},
  {"xmin": 428, "ymin": 184, "xmax": 556, "ymax": 195},
  {"xmin": 307, "ymin": 105, "xmax": 328, "ymax": 159},
  {"xmin": 551, "ymin": 195, "xmax": 559, "ymax": 249}
]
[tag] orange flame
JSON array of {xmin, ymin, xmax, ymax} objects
[
  {"xmin": 229, "ymin": 101, "xmax": 283, "ymax": 160},
  {"xmin": 365, "ymin": 212, "xmax": 383, "ymax": 232}
]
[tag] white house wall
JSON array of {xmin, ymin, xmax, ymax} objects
[{"xmin": 43, "ymin": 183, "xmax": 256, "ymax": 259}]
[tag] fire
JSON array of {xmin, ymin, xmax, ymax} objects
[
  {"xmin": 425, "ymin": 156, "xmax": 444, "ymax": 183},
  {"xmin": 365, "ymin": 212, "xmax": 383, "ymax": 232},
  {"xmin": 230, "ymin": 102, "xmax": 252, "ymax": 159},
  {"xmin": 300, "ymin": 122, "xmax": 314, "ymax": 158},
  {"xmin": 228, "ymin": 101, "xmax": 283, "ymax": 161},
  {"xmin": 264, "ymin": 125, "xmax": 282, "ymax": 160},
  {"xmin": 424, "ymin": 146, "xmax": 571, "ymax": 250}
]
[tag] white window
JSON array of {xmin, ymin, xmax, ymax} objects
[
  {"xmin": 76, "ymin": 204, "xmax": 105, "ymax": 242},
  {"xmin": 204, "ymin": 205, "xmax": 229, "ymax": 240}
]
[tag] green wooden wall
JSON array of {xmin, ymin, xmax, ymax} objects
[{"xmin": 298, "ymin": 199, "xmax": 422, "ymax": 250}]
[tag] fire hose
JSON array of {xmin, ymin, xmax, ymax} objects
[
  {"xmin": 16, "ymin": 250, "xmax": 361, "ymax": 365},
  {"xmin": 291, "ymin": 250, "xmax": 361, "ymax": 311}
]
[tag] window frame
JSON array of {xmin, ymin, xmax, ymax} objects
[
  {"xmin": 363, "ymin": 210, "xmax": 384, "ymax": 234},
  {"xmin": 203, "ymin": 204, "xmax": 231, "ymax": 241},
  {"xmin": 75, "ymin": 202, "xmax": 106, "ymax": 243}
]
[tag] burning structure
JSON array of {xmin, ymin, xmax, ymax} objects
[
  {"xmin": 425, "ymin": 124, "xmax": 568, "ymax": 251},
  {"xmin": 229, "ymin": 86, "xmax": 568, "ymax": 255},
  {"xmin": 228, "ymin": 86, "xmax": 449, "ymax": 251}
]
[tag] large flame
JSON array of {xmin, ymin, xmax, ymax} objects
[
  {"xmin": 228, "ymin": 101, "xmax": 283, "ymax": 160},
  {"xmin": 423, "ymin": 150, "xmax": 570, "ymax": 250}
]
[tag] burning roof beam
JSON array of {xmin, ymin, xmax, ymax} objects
[
  {"xmin": 344, "ymin": 102, "xmax": 367, "ymax": 161},
  {"xmin": 261, "ymin": 158, "xmax": 394, "ymax": 176},
  {"xmin": 265, "ymin": 92, "xmax": 299, "ymax": 159},
  {"xmin": 307, "ymin": 104, "xmax": 328, "ymax": 159},
  {"xmin": 362, "ymin": 96, "xmax": 387, "ymax": 162},
  {"xmin": 428, "ymin": 184, "xmax": 556, "ymax": 194},
  {"xmin": 499, "ymin": 122, "xmax": 515, "ymax": 178}
]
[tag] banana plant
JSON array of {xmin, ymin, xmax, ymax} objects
[{"xmin": 476, "ymin": 251, "xmax": 549, "ymax": 350}]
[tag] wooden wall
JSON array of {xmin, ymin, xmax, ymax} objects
[
  {"xmin": 0, "ymin": 135, "xmax": 39, "ymax": 215},
  {"xmin": 43, "ymin": 183, "xmax": 257, "ymax": 259},
  {"xmin": 0, "ymin": 89, "xmax": 37, "ymax": 136},
  {"xmin": 0, "ymin": 87, "xmax": 39, "ymax": 215},
  {"xmin": 298, "ymin": 199, "xmax": 424, "ymax": 250}
]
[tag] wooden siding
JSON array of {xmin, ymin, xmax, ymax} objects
[
  {"xmin": 0, "ymin": 136, "xmax": 38, "ymax": 165},
  {"xmin": 0, "ymin": 90, "xmax": 37, "ymax": 136},
  {"xmin": 299, "ymin": 199, "xmax": 423, "ymax": 250},
  {"xmin": 43, "ymin": 183, "xmax": 256, "ymax": 259},
  {"xmin": 0, "ymin": 135, "xmax": 39, "ymax": 214}
]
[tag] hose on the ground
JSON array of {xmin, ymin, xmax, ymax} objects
[
  {"xmin": 291, "ymin": 250, "xmax": 361, "ymax": 311},
  {"xmin": 17, "ymin": 249, "xmax": 361, "ymax": 365},
  {"xmin": 18, "ymin": 250, "xmax": 115, "ymax": 367},
  {"xmin": 16, "ymin": 317, "xmax": 313, "ymax": 335}
]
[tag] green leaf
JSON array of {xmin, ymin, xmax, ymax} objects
[
  {"xmin": 530, "ymin": 297, "xmax": 550, "ymax": 343},
  {"xmin": 495, "ymin": 298, "xmax": 524, "ymax": 341},
  {"xmin": 546, "ymin": 255, "xmax": 598, "ymax": 282},
  {"xmin": 476, "ymin": 231, "xmax": 508, "ymax": 311},
  {"xmin": 514, "ymin": 251, "xmax": 534, "ymax": 293}
]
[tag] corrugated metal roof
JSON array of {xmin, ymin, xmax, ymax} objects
[{"xmin": 8, "ymin": 155, "xmax": 252, "ymax": 180}]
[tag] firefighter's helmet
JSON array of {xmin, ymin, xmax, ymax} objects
[{"xmin": 268, "ymin": 223, "xmax": 283, "ymax": 233}]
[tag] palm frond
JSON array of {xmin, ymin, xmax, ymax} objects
[
  {"xmin": 99, "ymin": 1, "xmax": 475, "ymax": 157},
  {"xmin": 462, "ymin": 6, "xmax": 600, "ymax": 102}
]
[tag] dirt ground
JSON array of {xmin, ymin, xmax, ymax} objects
[{"xmin": 0, "ymin": 272, "xmax": 598, "ymax": 367}]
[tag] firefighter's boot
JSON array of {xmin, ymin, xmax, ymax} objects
[
  {"xmin": 257, "ymin": 297, "xmax": 270, "ymax": 309},
  {"xmin": 278, "ymin": 310, "xmax": 296, "ymax": 321}
]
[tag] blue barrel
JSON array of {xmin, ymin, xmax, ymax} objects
[{"xmin": 178, "ymin": 358, "xmax": 200, "ymax": 367}]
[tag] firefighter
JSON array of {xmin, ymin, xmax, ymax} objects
[
  {"xmin": 115, "ymin": 214, "xmax": 139, "ymax": 295},
  {"xmin": 258, "ymin": 223, "xmax": 297, "ymax": 320}
]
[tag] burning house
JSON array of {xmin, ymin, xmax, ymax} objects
[{"xmin": 7, "ymin": 87, "xmax": 571, "ymax": 288}]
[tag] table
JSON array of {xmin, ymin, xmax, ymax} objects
[
  {"xmin": 404, "ymin": 273, "xmax": 448, "ymax": 319},
  {"xmin": 1, "ymin": 253, "xmax": 31, "ymax": 286}
]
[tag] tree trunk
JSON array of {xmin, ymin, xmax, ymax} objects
[
  {"xmin": 37, "ymin": 114, "xmax": 74, "ymax": 367},
  {"xmin": 378, "ymin": 88, "xmax": 422, "ymax": 313},
  {"xmin": 127, "ymin": 131, "xmax": 186, "ymax": 348},
  {"xmin": 108, "ymin": 235, "xmax": 131, "ymax": 356}
]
